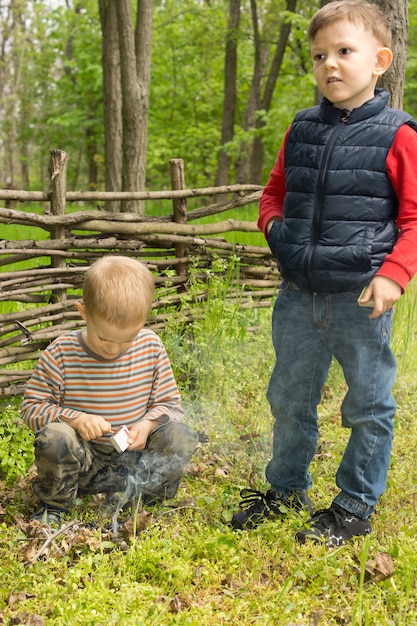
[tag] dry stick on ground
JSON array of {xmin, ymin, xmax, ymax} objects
[
  {"xmin": 25, "ymin": 520, "xmax": 78, "ymax": 566},
  {"xmin": 40, "ymin": 527, "xmax": 64, "ymax": 556}
]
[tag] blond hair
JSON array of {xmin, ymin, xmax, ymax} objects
[
  {"xmin": 307, "ymin": 0, "xmax": 392, "ymax": 48},
  {"xmin": 82, "ymin": 256, "xmax": 155, "ymax": 327}
]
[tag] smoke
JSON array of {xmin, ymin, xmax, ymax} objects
[{"xmin": 111, "ymin": 451, "xmax": 186, "ymax": 535}]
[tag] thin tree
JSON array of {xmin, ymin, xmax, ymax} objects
[
  {"xmin": 99, "ymin": 0, "xmax": 122, "ymax": 211},
  {"xmin": 235, "ymin": 0, "xmax": 297, "ymax": 185},
  {"xmin": 249, "ymin": 0, "xmax": 298, "ymax": 183},
  {"xmin": 215, "ymin": 0, "xmax": 241, "ymax": 189},
  {"xmin": 99, "ymin": 0, "xmax": 153, "ymax": 213}
]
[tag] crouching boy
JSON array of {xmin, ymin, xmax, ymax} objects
[{"xmin": 21, "ymin": 255, "xmax": 198, "ymax": 525}]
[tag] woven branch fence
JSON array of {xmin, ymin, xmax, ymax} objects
[{"xmin": 0, "ymin": 150, "xmax": 278, "ymax": 398}]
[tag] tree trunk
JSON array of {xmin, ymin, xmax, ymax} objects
[
  {"xmin": 117, "ymin": 0, "xmax": 142, "ymax": 213},
  {"xmin": 215, "ymin": 0, "xmax": 241, "ymax": 190},
  {"xmin": 235, "ymin": 0, "xmax": 297, "ymax": 185},
  {"xmin": 115, "ymin": 0, "xmax": 153, "ymax": 214},
  {"xmin": 86, "ymin": 127, "xmax": 98, "ymax": 191},
  {"xmin": 250, "ymin": 0, "xmax": 297, "ymax": 183},
  {"xmin": 133, "ymin": 0, "xmax": 153, "ymax": 213},
  {"xmin": 98, "ymin": 0, "xmax": 122, "ymax": 211},
  {"xmin": 235, "ymin": 0, "xmax": 262, "ymax": 184},
  {"xmin": 374, "ymin": 0, "xmax": 408, "ymax": 109}
]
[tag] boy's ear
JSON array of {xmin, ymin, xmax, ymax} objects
[
  {"xmin": 374, "ymin": 47, "xmax": 393, "ymax": 76},
  {"xmin": 75, "ymin": 301, "xmax": 87, "ymax": 321}
]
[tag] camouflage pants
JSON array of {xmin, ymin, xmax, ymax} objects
[{"xmin": 32, "ymin": 421, "xmax": 198, "ymax": 511}]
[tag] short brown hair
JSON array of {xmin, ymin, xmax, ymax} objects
[
  {"xmin": 82, "ymin": 256, "xmax": 155, "ymax": 327},
  {"xmin": 307, "ymin": 0, "xmax": 392, "ymax": 48}
]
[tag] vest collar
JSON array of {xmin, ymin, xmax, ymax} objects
[{"xmin": 320, "ymin": 88, "xmax": 389, "ymax": 125}]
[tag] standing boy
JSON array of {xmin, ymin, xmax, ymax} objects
[
  {"xmin": 22, "ymin": 255, "xmax": 198, "ymax": 526},
  {"xmin": 231, "ymin": 0, "xmax": 417, "ymax": 547}
]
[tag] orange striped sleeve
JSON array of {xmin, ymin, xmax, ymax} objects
[{"xmin": 21, "ymin": 329, "xmax": 183, "ymax": 443}]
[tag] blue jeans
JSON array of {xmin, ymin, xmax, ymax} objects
[{"xmin": 265, "ymin": 282, "xmax": 396, "ymax": 519}]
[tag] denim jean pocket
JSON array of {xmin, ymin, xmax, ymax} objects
[{"xmin": 279, "ymin": 280, "xmax": 300, "ymax": 294}]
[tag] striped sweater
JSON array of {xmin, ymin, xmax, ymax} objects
[{"xmin": 21, "ymin": 327, "xmax": 183, "ymax": 445}]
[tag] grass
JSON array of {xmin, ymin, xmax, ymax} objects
[{"xmin": 1, "ymin": 265, "xmax": 417, "ymax": 624}]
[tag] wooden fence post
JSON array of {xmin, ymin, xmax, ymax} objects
[
  {"xmin": 49, "ymin": 149, "xmax": 69, "ymax": 303},
  {"xmin": 169, "ymin": 158, "xmax": 188, "ymax": 283}
]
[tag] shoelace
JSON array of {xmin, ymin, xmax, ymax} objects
[
  {"xmin": 311, "ymin": 506, "xmax": 349, "ymax": 531},
  {"xmin": 238, "ymin": 488, "xmax": 275, "ymax": 511}
]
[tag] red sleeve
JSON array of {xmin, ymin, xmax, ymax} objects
[
  {"xmin": 257, "ymin": 127, "xmax": 290, "ymax": 238},
  {"xmin": 377, "ymin": 123, "xmax": 417, "ymax": 291}
]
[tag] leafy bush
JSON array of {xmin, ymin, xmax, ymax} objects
[{"xmin": 0, "ymin": 403, "xmax": 34, "ymax": 484}]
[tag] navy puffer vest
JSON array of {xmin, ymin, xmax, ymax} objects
[{"xmin": 268, "ymin": 89, "xmax": 417, "ymax": 294}]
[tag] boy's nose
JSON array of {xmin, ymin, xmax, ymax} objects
[{"xmin": 324, "ymin": 55, "xmax": 338, "ymax": 69}]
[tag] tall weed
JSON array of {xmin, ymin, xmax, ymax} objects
[
  {"xmin": 392, "ymin": 278, "xmax": 417, "ymax": 373},
  {"xmin": 160, "ymin": 256, "xmax": 273, "ymax": 443}
]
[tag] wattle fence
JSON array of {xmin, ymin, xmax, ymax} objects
[{"xmin": 0, "ymin": 150, "xmax": 278, "ymax": 398}]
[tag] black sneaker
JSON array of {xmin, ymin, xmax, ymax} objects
[
  {"xmin": 31, "ymin": 507, "xmax": 63, "ymax": 528},
  {"xmin": 231, "ymin": 488, "xmax": 312, "ymax": 530},
  {"xmin": 296, "ymin": 503, "xmax": 372, "ymax": 548}
]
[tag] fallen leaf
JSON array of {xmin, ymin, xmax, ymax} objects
[
  {"xmin": 22, "ymin": 539, "xmax": 52, "ymax": 563},
  {"xmin": 187, "ymin": 463, "xmax": 209, "ymax": 476},
  {"xmin": 214, "ymin": 468, "xmax": 228, "ymax": 478},
  {"xmin": 365, "ymin": 552, "xmax": 394, "ymax": 583},
  {"xmin": 8, "ymin": 612, "xmax": 44, "ymax": 625},
  {"xmin": 351, "ymin": 552, "xmax": 394, "ymax": 584},
  {"xmin": 6, "ymin": 593, "xmax": 35, "ymax": 605},
  {"xmin": 168, "ymin": 594, "xmax": 192, "ymax": 614},
  {"xmin": 119, "ymin": 510, "xmax": 153, "ymax": 539}
]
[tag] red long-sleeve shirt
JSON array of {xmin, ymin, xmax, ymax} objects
[{"xmin": 259, "ymin": 124, "xmax": 417, "ymax": 291}]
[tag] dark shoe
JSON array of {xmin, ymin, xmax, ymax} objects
[
  {"xmin": 231, "ymin": 488, "xmax": 312, "ymax": 530},
  {"xmin": 296, "ymin": 503, "xmax": 372, "ymax": 548},
  {"xmin": 141, "ymin": 493, "xmax": 163, "ymax": 506},
  {"xmin": 31, "ymin": 507, "xmax": 63, "ymax": 528}
]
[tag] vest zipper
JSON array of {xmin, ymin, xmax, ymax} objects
[{"xmin": 304, "ymin": 110, "xmax": 351, "ymax": 290}]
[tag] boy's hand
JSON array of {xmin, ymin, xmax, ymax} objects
[
  {"xmin": 266, "ymin": 218, "xmax": 281, "ymax": 234},
  {"xmin": 126, "ymin": 419, "xmax": 158, "ymax": 451},
  {"xmin": 71, "ymin": 413, "xmax": 112, "ymax": 441},
  {"xmin": 362, "ymin": 276, "xmax": 402, "ymax": 319}
]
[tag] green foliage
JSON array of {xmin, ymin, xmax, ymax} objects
[
  {"xmin": 159, "ymin": 255, "xmax": 270, "ymax": 414},
  {"xmin": 3, "ymin": 0, "xmax": 417, "ymax": 195},
  {"xmin": 0, "ymin": 403, "xmax": 34, "ymax": 484},
  {"xmin": 0, "ymin": 0, "xmax": 325, "ymax": 192},
  {"xmin": 1, "ymin": 264, "xmax": 417, "ymax": 624},
  {"xmin": 0, "ymin": 0, "xmax": 103, "ymax": 190},
  {"xmin": 39, "ymin": 1, "xmax": 104, "ymax": 190},
  {"xmin": 149, "ymin": 0, "xmax": 226, "ymax": 188}
]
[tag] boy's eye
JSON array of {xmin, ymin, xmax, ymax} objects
[
  {"xmin": 340, "ymin": 47, "xmax": 351, "ymax": 55},
  {"xmin": 314, "ymin": 53, "xmax": 325, "ymax": 61}
]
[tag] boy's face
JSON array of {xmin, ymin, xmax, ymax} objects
[
  {"xmin": 310, "ymin": 20, "xmax": 392, "ymax": 111},
  {"xmin": 75, "ymin": 303, "xmax": 142, "ymax": 360}
]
